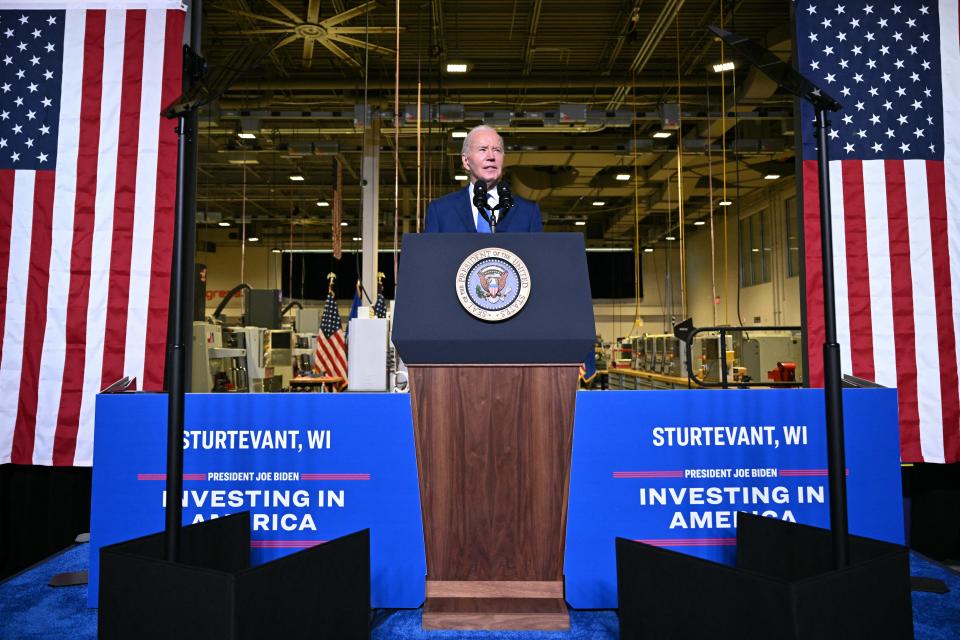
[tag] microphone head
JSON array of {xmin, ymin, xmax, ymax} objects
[
  {"xmin": 473, "ymin": 179, "xmax": 488, "ymax": 209},
  {"xmin": 499, "ymin": 180, "xmax": 514, "ymax": 208}
]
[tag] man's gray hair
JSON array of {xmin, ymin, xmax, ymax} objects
[{"xmin": 461, "ymin": 125, "xmax": 503, "ymax": 156}]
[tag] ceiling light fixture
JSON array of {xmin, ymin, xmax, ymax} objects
[
  {"xmin": 712, "ymin": 61, "xmax": 735, "ymax": 72},
  {"xmin": 665, "ymin": 235, "xmax": 676, "ymax": 241},
  {"xmin": 340, "ymin": 221, "xmax": 348, "ymax": 227},
  {"xmin": 218, "ymin": 221, "xmax": 231, "ymax": 227},
  {"xmin": 451, "ymin": 130, "xmax": 468, "ymax": 138},
  {"xmin": 316, "ymin": 201, "xmax": 330, "ymax": 207},
  {"xmin": 446, "ymin": 63, "xmax": 469, "ymax": 73},
  {"xmin": 455, "ymin": 174, "xmax": 469, "ymax": 181},
  {"xmin": 764, "ymin": 174, "xmax": 781, "ymax": 180},
  {"xmin": 592, "ymin": 201, "xmax": 605, "ymax": 206},
  {"xmin": 352, "ymin": 237, "xmax": 362, "ymax": 242},
  {"xmin": 289, "ymin": 174, "xmax": 305, "ymax": 182},
  {"xmin": 574, "ymin": 221, "xmax": 586, "ymax": 226},
  {"xmin": 271, "ymin": 248, "xmax": 282, "ymax": 254},
  {"xmin": 227, "ymin": 158, "xmax": 258, "ymax": 165},
  {"xmin": 719, "ymin": 200, "xmax": 733, "ymax": 206},
  {"xmin": 248, "ymin": 236, "xmax": 260, "ymax": 242},
  {"xmin": 693, "ymin": 220, "xmax": 706, "ymax": 226},
  {"xmin": 652, "ymin": 131, "xmax": 672, "ymax": 139},
  {"xmin": 643, "ymin": 247, "xmax": 654, "ymax": 253},
  {"xmin": 615, "ymin": 173, "xmax": 631, "ymax": 181}
]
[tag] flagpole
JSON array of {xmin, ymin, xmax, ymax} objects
[
  {"xmin": 164, "ymin": 0, "xmax": 203, "ymax": 563},
  {"xmin": 815, "ymin": 106, "xmax": 849, "ymax": 567}
]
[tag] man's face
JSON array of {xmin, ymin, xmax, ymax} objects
[{"xmin": 462, "ymin": 129, "xmax": 504, "ymax": 187}]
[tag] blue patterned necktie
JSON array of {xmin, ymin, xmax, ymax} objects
[{"xmin": 476, "ymin": 192, "xmax": 492, "ymax": 233}]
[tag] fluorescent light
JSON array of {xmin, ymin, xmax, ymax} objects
[
  {"xmin": 764, "ymin": 173, "xmax": 781, "ymax": 180},
  {"xmin": 237, "ymin": 132, "xmax": 256, "ymax": 140},
  {"xmin": 719, "ymin": 200, "xmax": 733, "ymax": 206},
  {"xmin": 352, "ymin": 237, "xmax": 362, "ymax": 242},
  {"xmin": 340, "ymin": 221, "xmax": 348, "ymax": 227},
  {"xmin": 289, "ymin": 174, "xmax": 305, "ymax": 181},
  {"xmin": 455, "ymin": 174, "xmax": 469, "ymax": 181},
  {"xmin": 316, "ymin": 201, "xmax": 330, "ymax": 207},
  {"xmin": 615, "ymin": 173, "xmax": 631, "ymax": 181},
  {"xmin": 227, "ymin": 158, "xmax": 258, "ymax": 165},
  {"xmin": 271, "ymin": 248, "xmax": 282, "ymax": 254},
  {"xmin": 446, "ymin": 63, "xmax": 469, "ymax": 73},
  {"xmin": 218, "ymin": 221, "xmax": 231, "ymax": 227},
  {"xmin": 451, "ymin": 130, "xmax": 468, "ymax": 138},
  {"xmin": 712, "ymin": 61, "xmax": 735, "ymax": 72},
  {"xmin": 652, "ymin": 131, "xmax": 672, "ymax": 139},
  {"xmin": 248, "ymin": 236, "xmax": 259, "ymax": 242},
  {"xmin": 643, "ymin": 247, "xmax": 654, "ymax": 253},
  {"xmin": 592, "ymin": 201, "xmax": 605, "ymax": 206},
  {"xmin": 693, "ymin": 220, "xmax": 706, "ymax": 226},
  {"xmin": 752, "ymin": 248, "xmax": 760, "ymax": 253},
  {"xmin": 665, "ymin": 235, "xmax": 676, "ymax": 241},
  {"xmin": 574, "ymin": 221, "xmax": 586, "ymax": 226}
]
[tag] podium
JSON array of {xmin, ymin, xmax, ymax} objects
[{"xmin": 393, "ymin": 233, "xmax": 594, "ymax": 630}]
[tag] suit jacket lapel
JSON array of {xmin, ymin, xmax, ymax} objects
[{"xmin": 458, "ymin": 187, "xmax": 476, "ymax": 232}]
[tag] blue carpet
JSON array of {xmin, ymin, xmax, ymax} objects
[{"xmin": 1, "ymin": 544, "xmax": 958, "ymax": 639}]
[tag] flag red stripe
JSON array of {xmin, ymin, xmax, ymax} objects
[
  {"xmin": 315, "ymin": 333, "xmax": 346, "ymax": 377},
  {"xmin": 53, "ymin": 10, "xmax": 107, "ymax": 465},
  {"xmin": 841, "ymin": 161, "xmax": 876, "ymax": 380},
  {"xmin": 0, "ymin": 170, "xmax": 14, "ymax": 364},
  {"xmin": 884, "ymin": 160, "xmax": 922, "ymax": 461},
  {"xmin": 11, "ymin": 173, "xmax": 56, "ymax": 463},
  {"xmin": 802, "ymin": 161, "xmax": 825, "ymax": 387},
  {"xmin": 925, "ymin": 160, "xmax": 960, "ymax": 462},
  {"xmin": 101, "ymin": 10, "xmax": 146, "ymax": 390},
  {"xmin": 142, "ymin": 10, "xmax": 183, "ymax": 391}
]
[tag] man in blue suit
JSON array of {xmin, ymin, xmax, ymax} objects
[{"xmin": 424, "ymin": 125, "xmax": 543, "ymax": 233}]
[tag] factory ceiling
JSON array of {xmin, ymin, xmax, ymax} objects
[{"xmin": 194, "ymin": 0, "xmax": 796, "ymax": 251}]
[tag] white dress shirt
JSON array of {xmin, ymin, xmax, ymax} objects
[{"xmin": 468, "ymin": 182, "xmax": 499, "ymax": 230}]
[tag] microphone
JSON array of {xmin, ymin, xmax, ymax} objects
[
  {"xmin": 473, "ymin": 179, "xmax": 495, "ymax": 231},
  {"xmin": 497, "ymin": 181, "xmax": 514, "ymax": 221},
  {"xmin": 473, "ymin": 179, "xmax": 488, "ymax": 210}
]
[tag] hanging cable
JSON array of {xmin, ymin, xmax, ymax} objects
[
  {"xmin": 630, "ymin": 69, "xmax": 643, "ymax": 338},
  {"xmin": 674, "ymin": 12, "xmax": 686, "ymax": 320},
  {"xmin": 720, "ymin": 0, "xmax": 729, "ymax": 325},
  {"xmin": 705, "ymin": 67, "xmax": 718, "ymax": 326},
  {"xmin": 393, "ymin": 0, "xmax": 401, "ymax": 283},
  {"xmin": 240, "ymin": 152, "xmax": 247, "ymax": 287}
]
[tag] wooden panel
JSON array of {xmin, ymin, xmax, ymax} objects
[
  {"xmin": 409, "ymin": 365, "xmax": 577, "ymax": 582},
  {"xmin": 426, "ymin": 580, "xmax": 563, "ymax": 598},
  {"xmin": 422, "ymin": 597, "xmax": 569, "ymax": 631}
]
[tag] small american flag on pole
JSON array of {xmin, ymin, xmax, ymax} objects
[
  {"xmin": 796, "ymin": 1, "xmax": 960, "ymax": 462},
  {"xmin": 0, "ymin": 3, "xmax": 185, "ymax": 466},
  {"xmin": 313, "ymin": 275, "xmax": 347, "ymax": 385}
]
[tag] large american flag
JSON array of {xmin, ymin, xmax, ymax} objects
[
  {"xmin": 314, "ymin": 287, "xmax": 347, "ymax": 385},
  {"xmin": 796, "ymin": 1, "xmax": 960, "ymax": 462},
  {"xmin": 0, "ymin": 3, "xmax": 185, "ymax": 466}
]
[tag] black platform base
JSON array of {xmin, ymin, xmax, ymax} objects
[
  {"xmin": 98, "ymin": 512, "xmax": 369, "ymax": 640},
  {"xmin": 617, "ymin": 514, "xmax": 913, "ymax": 640}
]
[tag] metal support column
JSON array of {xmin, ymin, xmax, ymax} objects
[{"xmin": 361, "ymin": 118, "xmax": 380, "ymax": 303}]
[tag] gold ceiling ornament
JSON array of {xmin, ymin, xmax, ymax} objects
[{"xmin": 226, "ymin": 0, "xmax": 402, "ymax": 71}]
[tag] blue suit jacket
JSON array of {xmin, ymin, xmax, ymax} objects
[{"xmin": 424, "ymin": 187, "xmax": 543, "ymax": 233}]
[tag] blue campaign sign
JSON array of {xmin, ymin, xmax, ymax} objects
[
  {"xmin": 88, "ymin": 393, "xmax": 425, "ymax": 609},
  {"xmin": 563, "ymin": 388, "xmax": 905, "ymax": 609}
]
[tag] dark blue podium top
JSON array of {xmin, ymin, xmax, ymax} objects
[{"xmin": 392, "ymin": 233, "xmax": 595, "ymax": 365}]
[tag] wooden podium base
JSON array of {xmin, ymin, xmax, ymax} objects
[
  {"xmin": 423, "ymin": 597, "xmax": 569, "ymax": 631},
  {"xmin": 421, "ymin": 579, "xmax": 569, "ymax": 630},
  {"xmin": 409, "ymin": 365, "xmax": 577, "ymax": 631}
]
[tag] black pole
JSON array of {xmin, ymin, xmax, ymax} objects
[
  {"xmin": 164, "ymin": 0, "xmax": 202, "ymax": 563},
  {"xmin": 814, "ymin": 106, "xmax": 850, "ymax": 568}
]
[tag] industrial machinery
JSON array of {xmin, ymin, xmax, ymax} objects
[
  {"xmin": 191, "ymin": 321, "xmax": 246, "ymax": 393},
  {"xmin": 266, "ymin": 329, "xmax": 294, "ymax": 389},
  {"xmin": 631, "ymin": 337, "xmax": 646, "ymax": 371},
  {"xmin": 690, "ymin": 333, "xmax": 735, "ymax": 382},
  {"xmin": 740, "ymin": 333, "xmax": 803, "ymax": 383},
  {"xmin": 226, "ymin": 326, "xmax": 274, "ymax": 392}
]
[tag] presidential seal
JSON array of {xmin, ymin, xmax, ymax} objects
[{"xmin": 456, "ymin": 248, "xmax": 531, "ymax": 321}]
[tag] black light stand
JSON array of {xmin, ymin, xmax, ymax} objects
[{"xmin": 708, "ymin": 24, "xmax": 850, "ymax": 568}]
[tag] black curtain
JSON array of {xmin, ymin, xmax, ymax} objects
[{"xmin": 0, "ymin": 464, "xmax": 91, "ymax": 580}]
